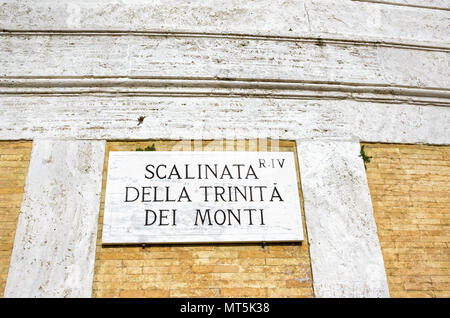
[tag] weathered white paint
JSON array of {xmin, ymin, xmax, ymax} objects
[
  {"xmin": 0, "ymin": 97, "xmax": 448, "ymax": 145},
  {"xmin": 4, "ymin": 139, "xmax": 105, "ymax": 298},
  {"xmin": 306, "ymin": 1, "xmax": 450, "ymax": 44},
  {"xmin": 1, "ymin": 35, "xmax": 448, "ymax": 88},
  {"xmin": 353, "ymin": 0, "xmax": 449, "ymax": 10},
  {"xmin": 103, "ymin": 151, "xmax": 303, "ymax": 244},
  {"xmin": 296, "ymin": 138, "xmax": 390, "ymax": 297},
  {"xmin": 1, "ymin": 0, "xmax": 448, "ymax": 44}
]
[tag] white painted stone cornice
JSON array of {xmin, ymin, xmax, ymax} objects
[
  {"xmin": 1, "ymin": 0, "xmax": 449, "ymax": 45},
  {"xmin": 1, "ymin": 30, "xmax": 448, "ymax": 52},
  {"xmin": 1, "ymin": 35, "xmax": 448, "ymax": 89},
  {"xmin": 0, "ymin": 77, "xmax": 449, "ymax": 107},
  {"xmin": 351, "ymin": 0, "xmax": 449, "ymax": 11},
  {"xmin": 0, "ymin": 96, "xmax": 448, "ymax": 144}
]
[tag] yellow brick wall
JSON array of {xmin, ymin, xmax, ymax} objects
[
  {"xmin": 0, "ymin": 141, "xmax": 32, "ymax": 297},
  {"xmin": 364, "ymin": 143, "xmax": 450, "ymax": 298},
  {"xmin": 92, "ymin": 140, "xmax": 314, "ymax": 298}
]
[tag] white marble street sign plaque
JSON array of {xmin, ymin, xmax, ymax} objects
[{"xmin": 102, "ymin": 151, "xmax": 304, "ymax": 244}]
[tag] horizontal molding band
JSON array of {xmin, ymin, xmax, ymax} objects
[
  {"xmin": 1, "ymin": 77, "xmax": 449, "ymax": 106},
  {"xmin": 2, "ymin": 34, "xmax": 447, "ymax": 89},
  {"xmin": 352, "ymin": 0, "xmax": 450, "ymax": 11},
  {"xmin": 1, "ymin": 30, "xmax": 448, "ymax": 52},
  {"xmin": 2, "ymin": 93, "xmax": 446, "ymax": 107},
  {"xmin": 1, "ymin": 0, "xmax": 448, "ymax": 45},
  {"xmin": 0, "ymin": 95, "xmax": 448, "ymax": 144}
]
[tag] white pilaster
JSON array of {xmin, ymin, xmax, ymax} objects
[
  {"xmin": 4, "ymin": 139, "xmax": 105, "ymax": 298},
  {"xmin": 296, "ymin": 137, "xmax": 390, "ymax": 297}
]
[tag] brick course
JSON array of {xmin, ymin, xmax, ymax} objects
[
  {"xmin": 364, "ymin": 143, "xmax": 450, "ymax": 298},
  {"xmin": 0, "ymin": 141, "xmax": 32, "ymax": 297},
  {"xmin": 92, "ymin": 140, "xmax": 314, "ymax": 298}
]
